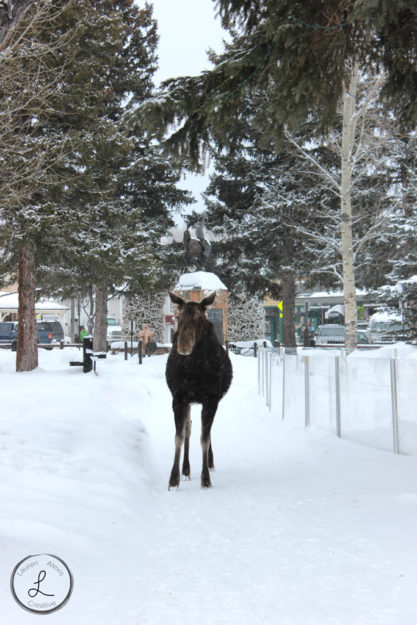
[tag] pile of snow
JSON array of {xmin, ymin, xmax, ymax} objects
[
  {"xmin": 0, "ymin": 291, "xmax": 68, "ymax": 311},
  {"xmin": 1, "ymin": 348, "xmax": 417, "ymax": 624},
  {"xmin": 370, "ymin": 310, "xmax": 402, "ymax": 323},
  {"xmin": 349, "ymin": 341, "xmax": 417, "ymax": 359},
  {"xmin": 175, "ymin": 271, "xmax": 226, "ymax": 292}
]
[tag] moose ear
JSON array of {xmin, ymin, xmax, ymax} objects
[
  {"xmin": 200, "ymin": 292, "xmax": 216, "ymax": 309},
  {"xmin": 168, "ymin": 291, "xmax": 184, "ymax": 306}
]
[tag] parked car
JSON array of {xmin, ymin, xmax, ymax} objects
[
  {"xmin": 316, "ymin": 324, "xmax": 370, "ymax": 346},
  {"xmin": 37, "ymin": 320, "xmax": 64, "ymax": 343},
  {"xmin": 0, "ymin": 321, "xmax": 18, "ymax": 348},
  {"xmin": 0, "ymin": 320, "xmax": 57, "ymax": 348},
  {"xmin": 316, "ymin": 324, "xmax": 345, "ymax": 345},
  {"xmin": 107, "ymin": 317, "xmax": 123, "ymax": 342},
  {"xmin": 366, "ymin": 311, "xmax": 405, "ymax": 344},
  {"xmin": 357, "ymin": 321, "xmax": 369, "ymax": 332}
]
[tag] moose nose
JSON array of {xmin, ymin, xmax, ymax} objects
[{"xmin": 178, "ymin": 349, "xmax": 192, "ymax": 356}]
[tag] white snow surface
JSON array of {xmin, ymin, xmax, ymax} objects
[
  {"xmin": 0, "ymin": 347, "xmax": 416, "ymax": 625},
  {"xmin": 175, "ymin": 271, "xmax": 227, "ymax": 292},
  {"xmin": 0, "ymin": 291, "xmax": 68, "ymax": 310},
  {"xmin": 370, "ymin": 310, "xmax": 403, "ymax": 322}
]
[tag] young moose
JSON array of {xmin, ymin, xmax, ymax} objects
[{"xmin": 165, "ymin": 291, "xmax": 233, "ymax": 489}]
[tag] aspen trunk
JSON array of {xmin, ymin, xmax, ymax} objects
[
  {"xmin": 340, "ymin": 62, "xmax": 359, "ymax": 352},
  {"xmin": 282, "ymin": 273, "xmax": 297, "ymax": 347},
  {"xmin": 16, "ymin": 242, "xmax": 38, "ymax": 372},
  {"xmin": 93, "ymin": 284, "xmax": 108, "ymax": 352},
  {"xmin": 70, "ymin": 298, "xmax": 76, "ymax": 343},
  {"xmin": 88, "ymin": 285, "xmax": 94, "ymax": 334}
]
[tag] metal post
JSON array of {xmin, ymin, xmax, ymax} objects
[
  {"xmin": 390, "ymin": 357, "xmax": 400, "ymax": 454},
  {"xmin": 335, "ymin": 356, "xmax": 341, "ymax": 438},
  {"xmin": 138, "ymin": 340, "xmax": 143, "ymax": 365},
  {"xmin": 82, "ymin": 336, "xmax": 93, "ymax": 373},
  {"xmin": 124, "ymin": 341, "xmax": 128, "ymax": 361},
  {"xmin": 304, "ymin": 356, "xmax": 310, "ymax": 427},
  {"xmin": 258, "ymin": 345, "xmax": 261, "ymax": 395},
  {"xmin": 268, "ymin": 350, "xmax": 273, "ymax": 410},
  {"xmin": 264, "ymin": 348, "xmax": 269, "ymax": 400},
  {"xmin": 281, "ymin": 352, "xmax": 286, "ymax": 421}
]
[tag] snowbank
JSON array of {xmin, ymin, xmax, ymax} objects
[{"xmin": 1, "ymin": 348, "xmax": 417, "ymax": 624}]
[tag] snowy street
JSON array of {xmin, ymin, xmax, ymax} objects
[{"xmin": 1, "ymin": 348, "xmax": 417, "ymax": 625}]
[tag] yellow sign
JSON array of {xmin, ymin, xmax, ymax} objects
[{"xmin": 277, "ymin": 300, "xmax": 283, "ymax": 311}]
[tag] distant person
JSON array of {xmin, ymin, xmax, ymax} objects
[
  {"xmin": 138, "ymin": 324, "xmax": 156, "ymax": 356},
  {"xmin": 79, "ymin": 326, "xmax": 88, "ymax": 342}
]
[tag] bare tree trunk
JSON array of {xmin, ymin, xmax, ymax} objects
[
  {"xmin": 303, "ymin": 301, "xmax": 310, "ymax": 347},
  {"xmin": 94, "ymin": 284, "xmax": 108, "ymax": 352},
  {"xmin": 16, "ymin": 242, "xmax": 38, "ymax": 372},
  {"xmin": 88, "ymin": 285, "xmax": 94, "ymax": 334},
  {"xmin": 341, "ymin": 62, "xmax": 360, "ymax": 351},
  {"xmin": 282, "ymin": 273, "xmax": 297, "ymax": 347},
  {"xmin": 70, "ymin": 297, "xmax": 76, "ymax": 342}
]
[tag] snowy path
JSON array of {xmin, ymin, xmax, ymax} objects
[{"xmin": 0, "ymin": 349, "xmax": 416, "ymax": 624}]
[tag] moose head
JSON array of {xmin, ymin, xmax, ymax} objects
[{"xmin": 168, "ymin": 291, "xmax": 216, "ymax": 356}]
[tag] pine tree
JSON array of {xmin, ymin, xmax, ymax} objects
[
  {"xmin": 39, "ymin": 0, "xmax": 192, "ymax": 350},
  {"xmin": 1, "ymin": 1, "xmax": 191, "ymax": 360},
  {"xmin": 0, "ymin": 0, "xmax": 75, "ymax": 371},
  {"xmin": 374, "ymin": 130, "xmax": 417, "ymax": 333},
  {"xmin": 136, "ymin": 0, "xmax": 417, "ymax": 350},
  {"xmin": 200, "ymin": 100, "xmax": 339, "ymax": 346}
]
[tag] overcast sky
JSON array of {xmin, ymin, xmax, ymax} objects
[
  {"xmin": 150, "ymin": 0, "xmax": 226, "ymax": 84},
  {"xmin": 145, "ymin": 0, "xmax": 228, "ymax": 216}
]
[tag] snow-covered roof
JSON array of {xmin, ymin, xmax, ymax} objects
[
  {"xmin": 175, "ymin": 271, "xmax": 227, "ymax": 292},
  {"xmin": 0, "ymin": 292, "xmax": 68, "ymax": 311},
  {"xmin": 370, "ymin": 310, "xmax": 402, "ymax": 322}
]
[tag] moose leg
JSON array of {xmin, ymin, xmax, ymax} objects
[
  {"xmin": 208, "ymin": 443, "xmax": 214, "ymax": 470},
  {"xmin": 182, "ymin": 406, "xmax": 192, "ymax": 479},
  {"xmin": 201, "ymin": 400, "xmax": 218, "ymax": 488},
  {"xmin": 169, "ymin": 398, "xmax": 188, "ymax": 489}
]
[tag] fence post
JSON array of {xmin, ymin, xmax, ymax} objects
[
  {"xmin": 390, "ymin": 357, "xmax": 400, "ymax": 454},
  {"xmin": 264, "ymin": 348, "xmax": 269, "ymax": 400},
  {"xmin": 138, "ymin": 340, "xmax": 143, "ymax": 365},
  {"xmin": 281, "ymin": 351, "xmax": 286, "ymax": 421},
  {"xmin": 258, "ymin": 346, "xmax": 261, "ymax": 395},
  {"xmin": 268, "ymin": 350, "xmax": 272, "ymax": 410},
  {"xmin": 304, "ymin": 356, "xmax": 310, "ymax": 427},
  {"xmin": 335, "ymin": 356, "xmax": 341, "ymax": 438}
]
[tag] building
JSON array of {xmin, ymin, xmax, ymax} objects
[
  {"xmin": 264, "ymin": 289, "xmax": 379, "ymax": 343},
  {"xmin": 172, "ymin": 271, "xmax": 229, "ymax": 343}
]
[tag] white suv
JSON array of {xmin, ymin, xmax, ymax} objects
[
  {"xmin": 106, "ymin": 317, "xmax": 123, "ymax": 341},
  {"xmin": 316, "ymin": 324, "xmax": 345, "ymax": 345}
]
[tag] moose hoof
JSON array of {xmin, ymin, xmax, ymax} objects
[
  {"xmin": 168, "ymin": 471, "xmax": 180, "ymax": 490},
  {"xmin": 201, "ymin": 475, "xmax": 212, "ymax": 489},
  {"xmin": 182, "ymin": 463, "xmax": 190, "ymax": 478}
]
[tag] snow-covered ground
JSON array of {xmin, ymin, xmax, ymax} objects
[{"xmin": 1, "ymin": 347, "xmax": 417, "ymax": 625}]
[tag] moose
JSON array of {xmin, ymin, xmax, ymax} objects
[{"xmin": 165, "ymin": 291, "xmax": 233, "ymax": 489}]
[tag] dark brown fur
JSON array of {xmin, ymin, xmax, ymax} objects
[{"xmin": 165, "ymin": 291, "xmax": 233, "ymax": 488}]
